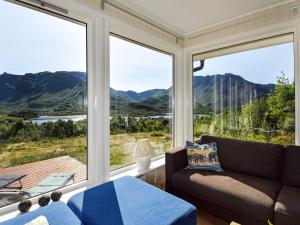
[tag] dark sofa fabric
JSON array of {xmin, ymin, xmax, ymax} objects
[
  {"xmin": 172, "ymin": 169, "xmax": 280, "ymax": 223},
  {"xmin": 282, "ymin": 145, "xmax": 300, "ymax": 188},
  {"xmin": 165, "ymin": 135, "xmax": 300, "ymax": 225},
  {"xmin": 274, "ymin": 185, "xmax": 300, "ymax": 225},
  {"xmin": 165, "ymin": 146, "xmax": 188, "ymax": 192},
  {"xmin": 173, "ymin": 190, "xmax": 266, "ymax": 225},
  {"xmin": 198, "ymin": 135, "xmax": 284, "ymax": 180}
]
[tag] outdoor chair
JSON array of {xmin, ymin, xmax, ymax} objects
[
  {"xmin": 0, "ymin": 173, "xmax": 26, "ymax": 190},
  {"xmin": 27, "ymin": 172, "xmax": 75, "ymax": 197}
]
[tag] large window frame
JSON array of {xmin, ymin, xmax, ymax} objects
[
  {"xmin": 0, "ymin": 0, "xmax": 182, "ymax": 215},
  {"xmin": 108, "ymin": 33, "xmax": 176, "ymax": 173},
  {"xmin": 0, "ymin": 0, "xmax": 106, "ymax": 214},
  {"xmin": 189, "ymin": 32, "xmax": 297, "ymax": 144},
  {"xmin": 1, "ymin": 0, "xmax": 90, "ymax": 186}
]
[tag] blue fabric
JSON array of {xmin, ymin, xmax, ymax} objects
[
  {"xmin": 0, "ymin": 202, "xmax": 83, "ymax": 225},
  {"xmin": 68, "ymin": 176, "xmax": 197, "ymax": 225}
]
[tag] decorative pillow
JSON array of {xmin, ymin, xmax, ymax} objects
[
  {"xmin": 186, "ymin": 141, "xmax": 223, "ymax": 172},
  {"xmin": 24, "ymin": 216, "xmax": 49, "ymax": 225}
]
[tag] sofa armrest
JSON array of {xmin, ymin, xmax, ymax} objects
[{"xmin": 165, "ymin": 146, "xmax": 188, "ymax": 192}]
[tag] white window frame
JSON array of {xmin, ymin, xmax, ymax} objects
[
  {"xmin": 184, "ymin": 24, "xmax": 300, "ymax": 145},
  {"xmin": 191, "ymin": 33, "xmax": 294, "ymax": 142},
  {"xmin": 0, "ymin": 0, "xmax": 184, "ymax": 215},
  {"xmin": 107, "ymin": 14, "xmax": 185, "ymax": 148},
  {"xmin": 107, "ymin": 32, "xmax": 176, "ymax": 174},
  {"xmin": 0, "ymin": 0, "xmax": 107, "ymax": 214}
]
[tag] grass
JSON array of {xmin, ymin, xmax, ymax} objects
[
  {"xmin": 0, "ymin": 136, "xmax": 87, "ymax": 168},
  {"xmin": 0, "ymin": 115, "xmax": 20, "ymax": 122},
  {"xmin": 110, "ymin": 132, "xmax": 172, "ymax": 170},
  {"xmin": 0, "ymin": 132, "xmax": 172, "ymax": 170}
]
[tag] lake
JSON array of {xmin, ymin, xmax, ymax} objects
[
  {"xmin": 31, "ymin": 114, "xmax": 172, "ymax": 125},
  {"xmin": 31, "ymin": 115, "xmax": 87, "ymax": 125}
]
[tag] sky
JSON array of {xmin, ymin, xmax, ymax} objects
[
  {"xmin": 194, "ymin": 42, "xmax": 294, "ymax": 84},
  {"xmin": 0, "ymin": 1, "xmax": 294, "ymax": 92},
  {"xmin": 110, "ymin": 36, "xmax": 173, "ymax": 92},
  {"xmin": 0, "ymin": 1, "xmax": 86, "ymax": 74}
]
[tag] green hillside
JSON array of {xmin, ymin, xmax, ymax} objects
[
  {"xmin": 0, "ymin": 72, "xmax": 86, "ymax": 116},
  {"xmin": 193, "ymin": 73, "xmax": 274, "ymax": 114},
  {"xmin": 0, "ymin": 71, "xmax": 275, "ymax": 117}
]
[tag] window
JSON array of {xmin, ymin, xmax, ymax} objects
[
  {"xmin": 110, "ymin": 35, "xmax": 173, "ymax": 171},
  {"xmin": 193, "ymin": 34, "xmax": 295, "ymax": 145},
  {"xmin": 0, "ymin": 1, "xmax": 87, "ymax": 208}
]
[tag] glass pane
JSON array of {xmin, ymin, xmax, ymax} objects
[
  {"xmin": 0, "ymin": 1, "xmax": 87, "ymax": 207},
  {"xmin": 110, "ymin": 35, "xmax": 173, "ymax": 171},
  {"xmin": 193, "ymin": 42, "xmax": 294, "ymax": 145}
]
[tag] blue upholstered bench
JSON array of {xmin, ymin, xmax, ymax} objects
[
  {"xmin": 0, "ymin": 202, "xmax": 83, "ymax": 225},
  {"xmin": 1, "ymin": 176, "xmax": 197, "ymax": 225},
  {"xmin": 68, "ymin": 176, "xmax": 197, "ymax": 225}
]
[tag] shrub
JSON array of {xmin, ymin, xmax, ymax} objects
[{"xmin": 150, "ymin": 130, "xmax": 164, "ymax": 137}]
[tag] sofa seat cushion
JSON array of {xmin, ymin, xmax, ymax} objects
[
  {"xmin": 275, "ymin": 185, "xmax": 300, "ymax": 225},
  {"xmin": 172, "ymin": 169, "xmax": 281, "ymax": 222},
  {"xmin": 0, "ymin": 202, "xmax": 83, "ymax": 225},
  {"xmin": 68, "ymin": 176, "xmax": 197, "ymax": 225}
]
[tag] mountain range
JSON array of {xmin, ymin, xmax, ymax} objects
[
  {"xmin": 0, "ymin": 71, "xmax": 86, "ymax": 116},
  {"xmin": 0, "ymin": 71, "xmax": 275, "ymax": 117},
  {"xmin": 193, "ymin": 73, "xmax": 275, "ymax": 114}
]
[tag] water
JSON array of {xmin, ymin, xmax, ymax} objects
[
  {"xmin": 31, "ymin": 115, "xmax": 87, "ymax": 125},
  {"xmin": 32, "ymin": 114, "xmax": 171, "ymax": 125}
]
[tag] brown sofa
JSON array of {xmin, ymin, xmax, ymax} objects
[{"xmin": 165, "ymin": 135, "xmax": 300, "ymax": 225}]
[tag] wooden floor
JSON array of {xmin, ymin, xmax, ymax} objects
[{"xmin": 198, "ymin": 209, "xmax": 228, "ymax": 225}]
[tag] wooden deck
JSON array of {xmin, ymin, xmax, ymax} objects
[{"xmin": 0, "ymin": 156, "xmax": 86, "ymax": 191}]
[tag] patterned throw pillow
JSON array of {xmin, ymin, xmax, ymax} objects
[{"xmin": 186, "ymin": 141, "xmax": 223, "ymax": 172}]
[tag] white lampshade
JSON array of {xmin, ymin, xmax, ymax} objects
[{"xmin": 133, "ymin": 139, "xmax": 153, "ymax": 159}]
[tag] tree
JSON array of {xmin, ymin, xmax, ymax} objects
[
  {"xmin": 266, "ymin": 72, "xmax": 294, "ymax": 132},
  {"xmin": 110, "ymin": 115, "xmax": 126, "ymax": 134}
]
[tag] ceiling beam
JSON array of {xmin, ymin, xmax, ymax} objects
[{"xmin": 102, "ymin": 0, "xmax": 184, "ymax": 42}]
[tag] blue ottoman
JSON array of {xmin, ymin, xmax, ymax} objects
[
  {"xmin": 68, "ymin": 176, "xmax": 197, "ymax": 225},
  {"xmin": 0, "ymin": 202, "xmax": 83, "ymax": 225}
]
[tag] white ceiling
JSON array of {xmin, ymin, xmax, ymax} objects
[{"xmin": 112, "ymin": 0, "xmax": 292, "ymax": 35}]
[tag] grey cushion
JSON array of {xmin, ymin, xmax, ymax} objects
[
  {"xmin": 275, "ymin": 185, "xmax": 300, "ymax": 225},
  {"xmin": 172, "ymin": 169, "xmax": 281, "ymax": 222}
]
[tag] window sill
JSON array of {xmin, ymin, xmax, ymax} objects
[{"xmin": 110, "ymin": 154, "xmax": 165, "ymax": 180}]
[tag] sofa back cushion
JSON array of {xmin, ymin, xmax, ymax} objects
[
  {"xmin": 198, "ymin": 135, "xmax": 284, "ymax": 180},
  {"xmin": 283, "ymin": 146, "xmax": 300, "ymax": 188}
]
